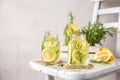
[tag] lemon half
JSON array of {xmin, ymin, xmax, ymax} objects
[
  {"xmin": 94, "ymin": 50, "xmax": 114, "ymax": 61},
  {"xmin": 100, "ymin": 48, "xmax": 115, "ymax": 61}
]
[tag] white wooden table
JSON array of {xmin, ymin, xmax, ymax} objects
[{"xmin": 29, "ymin": 59, "xmax": 120, "ymax": 80}]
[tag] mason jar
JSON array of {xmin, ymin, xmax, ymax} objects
[
  {"xmin": 68, "ymin": 34, "xmax": 89, "ymax": 65},
  {"xmin": 41, "ymin": 32, "xmax": 60, "ymax": 63}
]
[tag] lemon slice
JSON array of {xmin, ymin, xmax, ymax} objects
[
  {"xmin": 67, "ymin": 23, "xmax": 80, "ymax": 36},
  {"xmin": 72, "ymin": 49, "xmax": 88, "ymax": 64},
  {"xmin": 72, "ymin": 50, "xmax": 81, "ymax": 64},
  {"xmin": 42, "ymin": 48, "xmax": 56, "ymax": 62},
  {"xmin": 68, "ymin": 26, "xmax": 73, "ymax": 35},
  {"xmin": 94, "ymin": 50, "xmax": 112, "ymax": 61},
  {"xmin": 69, "ymin": 23, "xmax": 79, "ymax": 32},
  {"xmin": 79, "ymin": 40, "xmax": 89, "ymax": 53}
]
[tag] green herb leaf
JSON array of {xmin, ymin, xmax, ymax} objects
[
  {"xmin": 58, "ymin": 64, "xmax": 64, "ymax": 67},
  {"xmin": 90, "ymin": 60, "xmax": 109, "ymax": 64},
  {"xmin": 81, "ymin": 22, "xmax": 116, "ymax": 46}
]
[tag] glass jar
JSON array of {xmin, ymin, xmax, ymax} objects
[
  {"xmin": 42, "ymin": 32, "xmax": 60, "ymax": 63},
  {"xmin": 68, "ymin": 34, "xmax": 89, "ymax": 65}
]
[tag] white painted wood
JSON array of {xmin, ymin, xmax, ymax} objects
[
  {"xmin": 45, "ymin": 74, "xmax": 54, "ymax": 80},
  {"xmin": 116, "ymin": 68, "xmax": 120, "ymax": 80},
  {"xmin": 60, "ymin": 45, "xmax": 68, "ymax": 52},
  {"xmin": 118, "ymin": 8, "xmax": 120, "ymax": 29},
  {"xmin": 116, "ymin": 72, "xmax": 120, "ymax": 80},
  {"xmin": 92, "ymin": 1, "xmax": 101, "ymax": 23},
  {"xmin": 91, "ymin": 0, "xmax": 114, "ymax": 2},
  {"xmin": 90, "ymin": 0, "xmax": 104, "ymax": 2},
  {"xmin": 29, "ymin": 61, "xmax": 58, "ymax": 76},
  {"xmin": 104, "ymin": 22, "xmax": 118, "ymax": 28},
  {"xmin": 92, "ymin": 0, "xmax": 120, "ymax": 28},
  {"xmin": 115, "ymin": 7, "xmax": 120, "ymax": 59},
  {"xmin": 29, "ymin": 59, "xmax": 120, "ymax": 80},
  {"xmin": 98, "ymin": 7, "xmax": 120, "ymax": 15}
]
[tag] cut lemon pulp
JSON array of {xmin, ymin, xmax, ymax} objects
[
  {"xmin": 94, "ymin": 50, "xmax": 114, "ymax": 61},
  {"xmin": 69, "ymin": 23, "xmax": 79, "ymax": 32},
  {"xmin": 72, "ymin": 50, "xmax": 88, "ymax": 64},
  {"xmin": 42, "ymin": 48, "xmax": 56, "ymax": 62},
  {"xmin": 72, "ymin": 50, "xmax": 81, "ymax": 64},
  {"xmin": 100, "ymin": 47, "xmax": 115, "ymax": 61}
]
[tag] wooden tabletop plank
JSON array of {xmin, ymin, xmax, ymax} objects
[{"xmin": 29, "ymin": 59, "xmax": 120, "ymax": 80}]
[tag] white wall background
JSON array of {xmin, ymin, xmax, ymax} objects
[{"xmin": 0, "ymin": 0, "xmax": 119, "ymax": 80}]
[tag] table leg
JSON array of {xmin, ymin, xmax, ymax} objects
[
  {"xmin": 87, "ymin": 79, "xmax": 98, "ymax": 80},
  {"xmin": 44, "ymin": 74, "xmax": 54, "ymax": 80},
  {"xmin": 116, "ymin": 72, "xmax": 120, "ymax": 80}
]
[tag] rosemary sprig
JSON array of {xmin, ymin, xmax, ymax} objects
[
  {"xmin": 81, "ymin": 22, "xmax": 116, "ymax": 46},
  {"xmin": 90, "ymin": 60, "xmax": 109, "ymax": 64}
]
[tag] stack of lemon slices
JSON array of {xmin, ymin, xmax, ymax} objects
[{"xmin": 94, "ymin": 48, "xmax": 115, "ymax": 62}]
